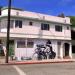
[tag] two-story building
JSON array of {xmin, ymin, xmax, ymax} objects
[{"xmin": 0, "ymin": 7, "xmax": 72, "ymax": 60}]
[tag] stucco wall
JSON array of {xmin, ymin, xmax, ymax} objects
[
  {"xmin": 0, "ymin": 18, "xmax": 71, "ymax": 40},
  {"xmin": 1, "ymin": 9, "xmax": 70, "ymax": 24},
  {"xmin": 0, "ymin": 8, "xmax": 71, "ymax": 40},
  {"xmin": 14, "ymin": 39, "xmax": 58, "ymax": 60}
]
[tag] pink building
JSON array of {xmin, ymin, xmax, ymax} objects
[{"xmin": 0, "ymin": 7, "xmax": 72, "ymax": 61}]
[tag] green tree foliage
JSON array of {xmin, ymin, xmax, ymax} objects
[
  {"xmin": 58, "ymin": 13, "xmax": 65, "ymax": 18},
  {"xmin": 0, "ymin": 6, "xmax": 3, "ymax": 15},
  {"xmin": 70, "ymin": 16, "xmax": 75, "ymax": 27},
  {"xmin": 9, "ymin": 46, "xmax": 14, "ymax": 56},
  {"xmin": 57, "ymin": 13, "xmax": 75, "ymax": 27}
]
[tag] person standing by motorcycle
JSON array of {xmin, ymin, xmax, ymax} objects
[{"xmin": 46, "ymin": 40, "xmax": 56, "ymax": 59}]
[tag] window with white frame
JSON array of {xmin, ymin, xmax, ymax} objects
[
  {"xmin": 29, "ymin": 21, "xmax": 33, "ymax": 26},
  {"xmin": 10, "ymin": 20, "xmax": 14, "ymax": 28},
  {"xmin": 67, "ymin": 26, "xmax": 70, "ymax": 30},
  {"xmin": 17, "ymin": 39, "xmax": 34, "ymax": 48},
  {"xmin": 1, "ymin": 19, "xmax": 7, "ymax": 29},
  {"xmin": 15, "ymin": 20, "xmax": 22, "ymax": 28},
  {"xmin": 27, "ymin": 40, "xmax": 34, "ymax": 48},
  {"xmin": 17, "ymin": 40, "xmax": 25, "ymax": 48},
  {"xmin": 41, "ymin": 23, "xmax": 50, "ymax": 30},
  {"xmin": 55, "ymin": 25, "xmax": 62, "ymax": 32}
]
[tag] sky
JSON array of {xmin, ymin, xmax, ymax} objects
[{"xmin": 0, "ymin": 0, "xmax": 75, "ymax": 16}]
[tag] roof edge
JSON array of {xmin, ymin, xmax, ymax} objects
[{"xmin": 1, "ymin": 7, "xmax": 23, "ymax": 11}]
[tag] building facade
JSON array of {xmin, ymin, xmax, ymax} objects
[{"xmin": 0, "ymin": 7, "xmax": 72, "ymax": 60}]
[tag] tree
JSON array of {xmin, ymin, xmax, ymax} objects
[
  {"xmin": 0, "ymin": 6, "xmax": 3, "ymax": 15},
  {"xmin": 70, "ymin": 16, "xmax": 75, "ymax": 27},
  {"xmin": 58, "ymin": 13, "xmax": 65, "ymax": 18}
]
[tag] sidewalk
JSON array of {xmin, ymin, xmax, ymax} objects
[{"xmin": 0, "ymin": 59, "xmax": 75, "ymax": 65}]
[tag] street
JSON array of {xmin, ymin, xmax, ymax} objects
[{"xmin": 0, "ymin": 62, "xmax": 75, "ymax": 75}]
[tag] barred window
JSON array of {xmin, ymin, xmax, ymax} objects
[
  {"xmin": 17, "ymin": 40, "xmax": 34, "ymax": 48},
  {"xmin": 17, "ymin": 40, "xmax": 25, "ymax": 48},
  {"xmin": 29, "ymin": 22, "xmax": 33, "ymax": 26},
  {"xmin": 55, "ymin": 25, "xmax": 62, "ymax": 32},
  {"xmin": 67, "ymin": 26, "xmax": 69, "ymax": 30},
  {"xmin": 15, "ymin": 20, "xmax": 22, "ymax": 28},
  {"xmin": 27, "ymin": 41, "xmax": 34, "ymax": 48},
  {"xmin": 41, "ymin": 23, "xmax": 50, "ymax": 30}
]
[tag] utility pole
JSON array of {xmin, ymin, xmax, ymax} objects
[{"xmin": 5, "ymin": 0, "xmax": 11, "ymax": 63}]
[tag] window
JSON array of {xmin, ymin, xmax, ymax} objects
[
  {"xmin": 29, "ymin": 22, "xmax": 33, "ymax": 26},
  {"xmin": 1, "ymin": 20, "xmax": 7, "ymax": 29},
  {"xmin": 10, "ymin": 20, "xmax": 14, "ymax": 28},
  {"xmin": 15, "ymin": 20, "xmax": 22, "ymax": 28},
  {"xmin": 55, "ymin": 25, "xmax": 62, "ymax": 32},
  {"xmin": 57, "ymin": 42, "xmax": 61, "ymax": 45},
  {"xmin": 41, "ymin": 23, "xmax": 50, "ymax": 30},
  {"xmin": 17, "ymin": 40, "xmax": 25, "ymax": 48},
  {"xmin": 27, "ymin": 41, "xmax": 34, "ymax": 48},
  {"xmin": 17, "ymin": 40, "xmax": 34, "ymax": 48},
  {"xmin": 67, "ymin": 26, "xmax": 69, "ymax": 30}
]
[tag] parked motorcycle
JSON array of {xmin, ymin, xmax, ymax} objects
[{"xmin": 32, "ymin": 44, "xmax": 56, "ymax": 60}]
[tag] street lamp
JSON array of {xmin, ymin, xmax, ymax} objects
[{"xmin": 5, "ymin": 0, "xmax": 11, "ymax": 63}]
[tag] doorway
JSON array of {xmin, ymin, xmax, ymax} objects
[{"xmin": 64, "ymin": 43, "xmax": 69, "ymax": 57}]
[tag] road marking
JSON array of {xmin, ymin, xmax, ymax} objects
[{"xmin": 13, "ymin": 65, "xmax": 26, "ymax": 75}]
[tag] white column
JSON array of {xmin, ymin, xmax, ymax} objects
[
  {"xmin": 13, "ymin": 20, "xmax": 15, "ymax": 29},
  {"xmin": 53, "ymin": 41, "xmax": 59, "ymax": 59},
  {"xmin": 69, "ymin": 43, "xmax": 72, "ymax": 59},
  {"xmin": 25, "ymin": 38, "xmax": 27, "ymax": 57},
  {"xmin": 60, "ymin": 43, "xmax": 63, "ymax": 59},
  {"xmin": 15, "ymin": 40, "xmax": 21, "ymax": 61},
  {"xmin": 56, "ymin": 48, "xmax": 58, "ymax": 59}
]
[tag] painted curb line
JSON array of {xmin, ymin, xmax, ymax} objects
[{"xmin": 0, "ymin": 59, "xmax": 75, "ymax": 65}]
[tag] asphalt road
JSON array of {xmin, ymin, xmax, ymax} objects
[{"xmin": 0, "ymin": 62, "xmax": 75, "ymax": 75}]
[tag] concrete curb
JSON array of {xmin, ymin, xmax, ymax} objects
[{"xmin": 0, "ymin": 59, "xmax": 75, "ymax": 65}]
